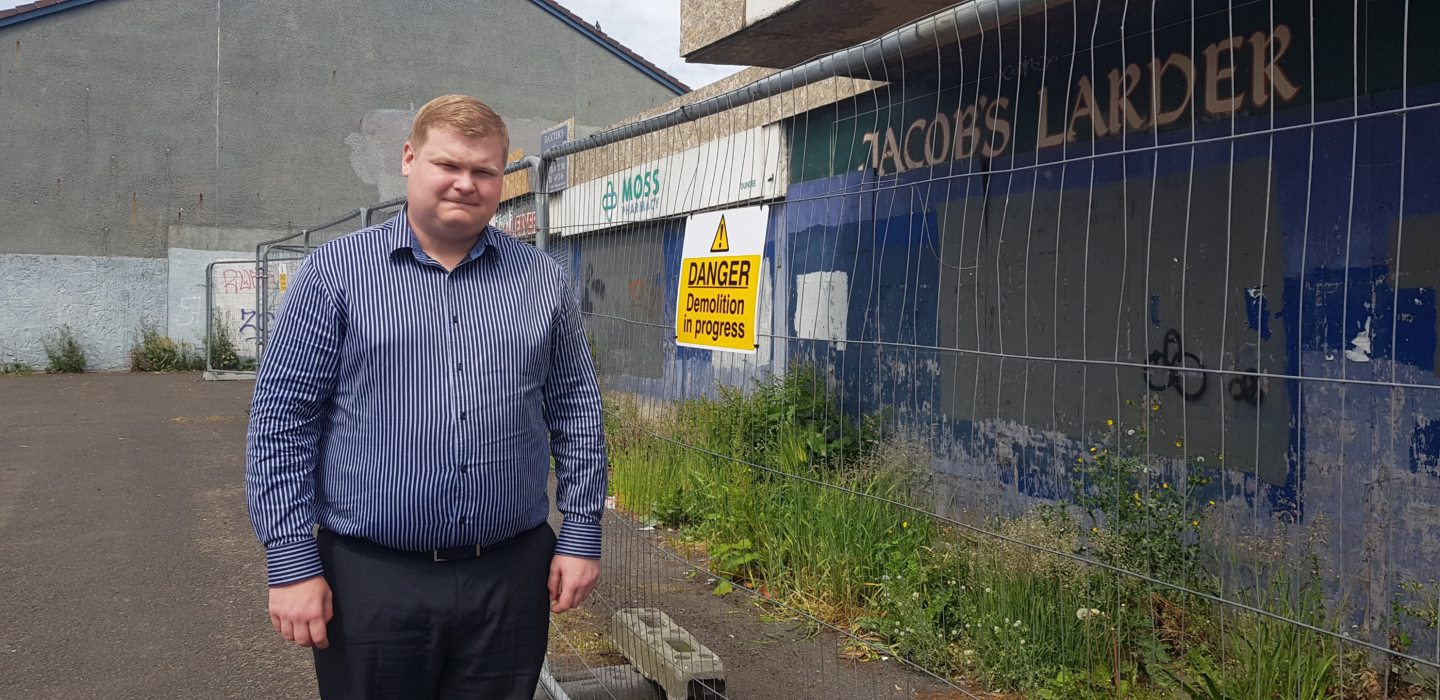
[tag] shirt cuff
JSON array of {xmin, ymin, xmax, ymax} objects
[
  {"xmin": 554, "ymin": 520, "xmax": 602, "ymax": 559},
  {"xmin": 265, "ymin": 538, "xmax": 324, "ymax": 587}
]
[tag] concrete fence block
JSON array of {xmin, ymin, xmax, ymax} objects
[{"xmin": 611, "ymin": 608, "xmax": 725, "ymax": 700}]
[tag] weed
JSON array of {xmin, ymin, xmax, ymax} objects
[
  {"xmin": 42, "ymin": 325, "xmax": 87, "ymax": 373},
  {"xmin": 1, "ymin": 359, "xmax": 35, "ymax": 375},
  {"xmin": 207, "ymin": 317, "xmax": 256, "ymax": 371},
  {"xmin": 130, "ymin": 324, "xmax": 205, "ymax": 372}
]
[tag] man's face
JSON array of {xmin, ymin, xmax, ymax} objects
[{"xmin": 401, "ymin": 127, "xmax": 506, "ymax": 240}]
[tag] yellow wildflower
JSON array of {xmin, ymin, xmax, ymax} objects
[
  {"xmin": 902, "ymin": 521, "xmax": 909, "ymax": 529},
  {"xmin": 1106, "ymin": 419, "xmax": 1115, "ymax": 427},
  {"xmin": 1162, "ymin": 482, "xmax": 1170, "ymax": 489},
  {"xmin": 1090, "ymin": 447, "xmax": 1097, "ymax": 453},
  {"xmin": 1208, "ymin": 500, "xmax": 1216, "ymax": 507},
  {"xmin": 1175, "ymin": 440, "xmax": 1183, "ymax": 448},
  {"xmin": 1190, "ymin": 520, "xmax": 1200, "ymax": 527}
]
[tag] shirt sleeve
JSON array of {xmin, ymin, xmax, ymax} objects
[
  {"xmin": 543, "ymin": 272, "xmax": 609, "ymax": 559},
  {"xmin": 244, "ymin": 255, "xmax": 345, "ymax": 586}
]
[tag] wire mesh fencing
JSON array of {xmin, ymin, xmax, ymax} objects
[
  {"xmin": 544, "ymin": 0, "xmax": 1440, "ymax": 697},
  {"xmin": 252, "ymin": 0, "xmax": 1440, "ymax": 696}
]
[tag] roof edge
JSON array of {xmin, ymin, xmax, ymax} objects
[
  {"xmin": 0, "ymin": 0, "xmax": 108, "ymax": 30},
  {"xmin": 527, "ymin": 0, "xmax": 690, "ymax": 96}
]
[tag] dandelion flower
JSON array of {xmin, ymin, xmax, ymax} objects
[
  {"xmin": 1126, "ymin": 429, "xmax": 1136, "ymax": 436},
  {"xmin": 1208, "ymin": 500, "xmax": 1216, "ymax": 507},
  {"xmin": 1077, "ymin": 456, "xmax": 1084, "ymax": 464},
  {"xmin": 1106, "ymin": 419, "xmax": 1115, "ymax": 427},
  {"xmin": 901, "ymin": 521, "xmax": 909, "ymax": 529},
  {"xmin": 1175, "ymin": 440, "xmax": 1184, "ymax": 448},
  {"xmin": 992, "ymin": 626, "xmax": 1001, "ymax": 634},
  {"xmin": 1162, "ymin": 482, "xmax": 1170, "ymax": 489},
  {"xmin": 1190, "ymin": 519, "xmax": 1200, "ymax": 526},
  {"xmin": 1090, "ymin": 446, "xmax": 1097, "ymax": 454}
]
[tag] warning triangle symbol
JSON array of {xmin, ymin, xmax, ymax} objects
[{"xmin": 709, "ymin": 215, "xmax": 730, "ymax": 253}]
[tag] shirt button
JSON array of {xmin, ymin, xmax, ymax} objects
[
  {"xmin": 460, "ymin": 412, "xmax": 466, "ymax": 421},
  {"xmin": 452, "ymin": 316, "xmax": 458, "ymax": 324},
  {"xmin": 458, "ymin": 516, "xmax": 467, "ymax": 525},
  {"xmin": 456, "ymin": 363, "xmax": 462, "ymax": 372}
]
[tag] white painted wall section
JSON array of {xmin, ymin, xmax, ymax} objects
[
  {"xmin": 0, "ymin": 254, "xmax": 166, "ymax": 370},
  {"xmin": 793, "ymin": 270, "xmax": 848, "ymax": 350}
]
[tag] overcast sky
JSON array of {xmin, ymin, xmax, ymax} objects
[{"xmin": 0, "ymin": 0, "xmax": 744, "ymax": 90}]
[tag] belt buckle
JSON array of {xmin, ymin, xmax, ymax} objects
[{"xmin": 432, "ymin": 543, "xmax": 484, "ymax": 562}]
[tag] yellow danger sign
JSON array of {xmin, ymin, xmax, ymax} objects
[
  {"xmin": 676, "ymin": 207, "xmax": 767, "ymax": 354},
  {"xmin": 709, "ymin": 215, "xmax": 730, "ymax": 252}
]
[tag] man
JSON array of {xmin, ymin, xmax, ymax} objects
[{"xmin": 246, "ymin": 94, "xmax": 607, "ymax": 698}]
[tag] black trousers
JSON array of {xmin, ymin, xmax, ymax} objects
[{"xmin": 313, "ymin": 523, "xmax": 555, "ymax": 699}]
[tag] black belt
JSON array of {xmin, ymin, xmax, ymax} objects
[{"xmin": 321, "ymin": 528, "xmax": 512, "ymax": 562}]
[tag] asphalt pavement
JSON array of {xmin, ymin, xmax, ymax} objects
[{"xmin": 0, "ymin": 373, "xmax": 316, "ymax": 699}]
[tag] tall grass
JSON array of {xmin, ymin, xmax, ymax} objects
[{"xmin": 605, "ymin": 369, "xmax": 1378, "ymax": 697}]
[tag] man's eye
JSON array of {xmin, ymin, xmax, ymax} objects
[{"xmin": 438, "ymin": 163, "xmax": 457, "ymax": 171}]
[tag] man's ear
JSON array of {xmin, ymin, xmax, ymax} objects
[{"xmin": 401, "ymin": 141, "xmax": 415, "ymax": 177}]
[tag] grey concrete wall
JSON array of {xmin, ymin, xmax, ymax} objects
[
  {"xmin": 0, "ymin": 255, "xmax": 166, "ymax": 371},
  {"xmin": 0, "ymin": 0, "xmax": 679, "ymax": 367}
]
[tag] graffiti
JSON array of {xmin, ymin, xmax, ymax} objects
[
  {"xmin": 580, "ymin": 262, "xmax": 605, "ymax": 314},
  {"xmin": 1146, "ymin": 329, "xmax": 1208, "ymax": 401},
  {"xmin": 237, "ymin": 308, "xmax": 274, "ymax": 342},
  {"xmin": 1228, "ymin": 368, "xmax": 1263, "ymax": 406},
  {"xmin": 221, "ymin": 268, "xmax": 258, "ymax": 295}
]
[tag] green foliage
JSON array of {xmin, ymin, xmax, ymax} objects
[
  {"xmin": 206, "ymin": 317, "xmax": 256, "ymax": 371},
  {"xmin": 610, "ymin": 390, "xmax": 1374, "ymax": 698},
  {"xmin": 129, "ymin": 324, "xmax": 205, "ymax": 372},
  {"xmin": 1, "ymin": 359, "xmax": 35, "ymax": 375},
  {"xmin": 1152, "ymin": 568, "xmax": 1341, "ymax": 700},
  {"xmin": 609, "ymin": 364, "xmax": 925, "ymax": 620},
  {"xmin": 1390, "ymin": 579, "xmax": 1440, "ymax": 692},
  {"xmin": 1070, "ymin": 429, "xmax": 1213, "ymax": 588},
  {"xmin": 42, "ymin": 325, "xmax": 87, "ymax": 373}
]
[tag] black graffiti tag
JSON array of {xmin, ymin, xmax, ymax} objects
[
  {"xmin": 1228, "ymin": 369, "xmax": 1262, "ymax": 406},
  {"xmin": 1146, "ymin": 329, "xmax": 1208, "ymax": 401}
]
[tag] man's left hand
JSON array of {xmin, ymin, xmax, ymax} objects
[{"xmin": 548, "ymin": 555, "xmax": 600, "ymax": 613}]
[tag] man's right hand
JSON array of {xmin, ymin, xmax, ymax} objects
[{"xmin": 268, "ymin": 576, "xmax": 333, "ymax": 649}]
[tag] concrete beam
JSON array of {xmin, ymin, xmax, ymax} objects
[{"xmin": 611, "ymin": 608, "xmax": 725, "ymax": 700}]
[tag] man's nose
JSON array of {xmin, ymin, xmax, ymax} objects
[{"xmin": 453, "ymin": 171, "xmax": 477, "ymax": 193}]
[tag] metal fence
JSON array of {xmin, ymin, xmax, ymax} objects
[{"xmin": 255, "ymin": 0, "xmax": 1440, "ymax": 697}]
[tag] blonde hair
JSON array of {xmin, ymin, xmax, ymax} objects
[{"xmin": 408, "ymin": 94, "xmax": 509, "ymax": 150}]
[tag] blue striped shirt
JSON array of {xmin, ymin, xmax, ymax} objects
[{"xmin": 245, "ymin": 206, "xmax": 607, "ymax": 587}]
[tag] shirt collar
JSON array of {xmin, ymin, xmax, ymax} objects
[{"xmin": 386, "ymin": 204, "xmax": 500, "ymax": 266}]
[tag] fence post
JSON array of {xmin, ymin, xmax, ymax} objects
[{"xmin": 535, "ymin": 158, "xmax": 550, "ymax": 253}]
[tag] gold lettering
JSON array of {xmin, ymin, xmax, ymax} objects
[
  {"xmin": 1204, "ymin": 37, "xmax": 1245, "ymax": 116},
  {"xmin": 1151, "ymin": 53, "xmax": 1194, "ymax": 127},
  {"xmin": 860, "ymin": 131, "xmax": 880, "ymax": 173},
  {"xmin": 1068, "ymin": 76, "xmax": 1107, "ymax": 141},
  {"xmin": 1250, "ymin": 26, "xmax": 1300, "ymax": 107},
  {"xmin": 953, "ymin": 104, "xmax": 980, "ymax": 160},
  {"xmin": 982, "ymin": 97, "xmax": 1012, "ymax": 157},
  {"xmin": 903, "ymin": 118, "xmax": 928, "ymax": 170},
  {"xmin": 925, "ymin": 112, "xmax": 952, "ymax": 166},
  {"xmin": 1036, "ymin": 86, "xmax": 1066, "ymax": 148},
  {"xmin": 1108, "ymin": 64, "xmax": 1147, "ymax": 133},
  {"xmin": 880, "ymin": 127, "xmax": 908, "ymax": 175}
]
